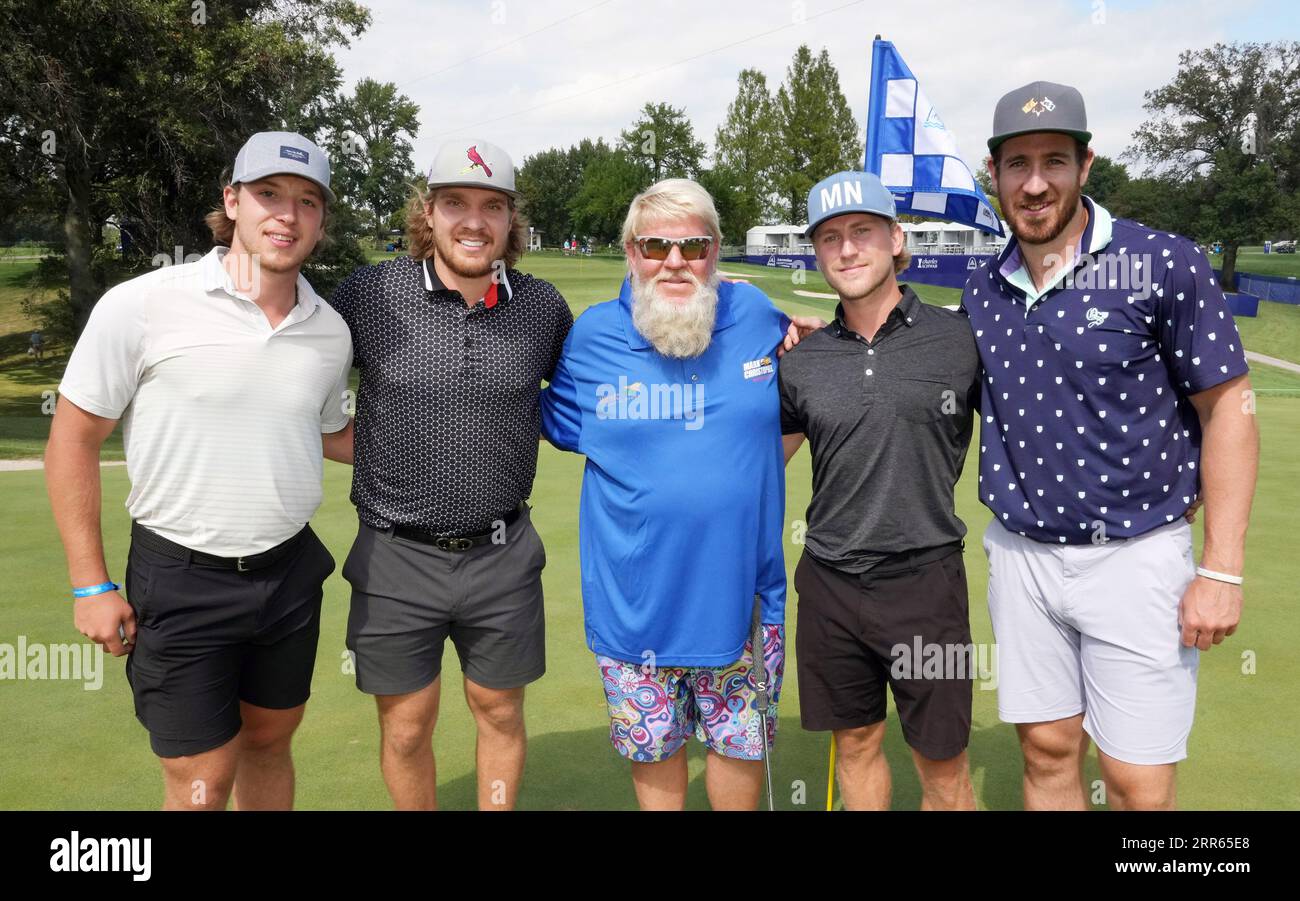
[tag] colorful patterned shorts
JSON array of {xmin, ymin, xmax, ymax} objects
[{"xmin": 597, "ymin": 624, "xmax": 784, "ymax": 763}]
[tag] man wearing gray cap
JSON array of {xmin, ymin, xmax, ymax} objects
[
  {"xmin": 47, "ymin": 131, "xmax": 354, "ymax": 809},
  {"xmin": 779, "ymin": 170, "xmax": 981, "ymax": 810},
  {"xmin": 327, "ymin": 140, "xmax": 573, "ymax": 810},
  {"xmin": 964, "ymin": 82, "xmax": 1257, "ymax": 809}
]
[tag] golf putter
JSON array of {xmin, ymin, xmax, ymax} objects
[{"xmin": 751, "ymin": 594, "xmax": 775, "ymax": 811}]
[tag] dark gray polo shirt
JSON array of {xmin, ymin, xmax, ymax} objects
[
  {"xmin": 329, "ymin": 255, "xmax": 573, "ymax": 535},
  {"xmin": 779, "ymin": 286, "xmax": 981, "ymax": 572}
]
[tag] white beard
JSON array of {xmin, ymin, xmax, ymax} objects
[{"xmin": 630, "ymin": 269, "xmax": 720, "ymax": 359}]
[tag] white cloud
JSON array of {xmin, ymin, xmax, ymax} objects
[{"xmin": 333, "ymin": 0, "xmax": 1250, "ymax": 173}]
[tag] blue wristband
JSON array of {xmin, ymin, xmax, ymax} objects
[{"xmin": 73, "ymin": 582, "xmax": 120, "ymax": 599}]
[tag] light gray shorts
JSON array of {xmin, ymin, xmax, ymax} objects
[
  {"xmin": 343, "ymin": 507, "xmax": 546, "ymax": 695},
  {"xmin": 983, "ymin": 518, "xmax": 1199, "ymax": 765}
]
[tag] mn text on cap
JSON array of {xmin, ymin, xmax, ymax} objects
[{"xmin": 805, "ymin": 170, "xmax": 898, "ymax": 238}]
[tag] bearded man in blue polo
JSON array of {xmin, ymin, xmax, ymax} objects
[{"xmin": 542, "ymin": 178, "xmax": 820, "ymax": 810}]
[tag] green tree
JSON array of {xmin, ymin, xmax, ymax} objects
[
  {"xmin": 518, "ymin": 138, "xmax": 613, "ymax": 246},
  {"xmin": 0, "ymin": 0, "xmax": 369, "ymax": 332},
  {"xmin": 974, "ymin": 155, "xmax": 1003, "ymax": 221},
  {"xmin": 714, "ymin": 68, "xmax": 780, "ymax": 231},
  {"xmin": 327, "ymin": 78, "xmax": 420, "ymax": 242},
  {"xmin": 773, "ymin": 45, "xmax": 863, "ymax": 224},
  {"xmin": 619, "ymin": 102, "xmax": 706, "ymax": 182},
  {"xmin": 1107, "ymin": 175, "xmax": 1198, "ymax": 233},
  {"xmin": 1083, "ymin": 155, "xmax": 1130, "ymax": 207},
  {"xmin": 696, "ymin": 167, "xmax": 745, "ymax": 245},
  {"xmin": 568, "ymin": 150, "xmax": 650, "ymax": 245},
  {"xmin": 1128, "ymin": 41, "xmax": 1300, "ymax": 290}
]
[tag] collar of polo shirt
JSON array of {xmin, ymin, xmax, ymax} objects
[
  {"xmin": 995, "ymin": 196, "xmax": 1114, "ymax": 309},
  {"xmin": 201, "ymin": 246, "xmax": 321, "ymax": 315},
  {"xmin": 422, "ymin": 257, "xmax": 514, "ymax": 306},
  {"xmin": 830, "ymin": 285, "xmax": 922, "ymax": 340}
]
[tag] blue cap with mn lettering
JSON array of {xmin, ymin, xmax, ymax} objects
[
  {"xmin": 231, "ymin": 131, "xmax": 336, "ymax": 204},
  {"xmin": 805, "ymin": 170, "xmax": 897, "ymax": 238}
]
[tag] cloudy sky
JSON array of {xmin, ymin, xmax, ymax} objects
[{"xmin": 333, "ymin": 0, "xmax": 1295, "ymax": 180}]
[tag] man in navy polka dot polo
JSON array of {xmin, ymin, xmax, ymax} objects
[
  {"xmin": 328, "ymin": 139, "xmax": 574, "ymax": 810},
  {"xmin": 962, "ymin": 81, "xmax": 1259, "ymax": 809}
]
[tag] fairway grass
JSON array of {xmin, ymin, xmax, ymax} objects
[{"xmin": 2, "ymin": 254, "xmax": 1297, "ymax": 809}]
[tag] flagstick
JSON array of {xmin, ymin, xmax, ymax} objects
[{"xmin": 825, "ymin": 733, "xmax": 837, "ymax": 811}]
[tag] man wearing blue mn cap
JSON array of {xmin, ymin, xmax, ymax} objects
[
  {"xmin": 963, "ymin": 81, "xmax": 1258, "ymax": 809},
  {"xmin": 47, "ymin": 131, "xmax": 353, "ymax": 809},
  {"xmin": 780, "ymin": 170, "xmax": 981, "ymax": 810}
]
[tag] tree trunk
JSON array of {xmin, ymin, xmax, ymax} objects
[
  {"xmin": 1221, "ymin": 242, "xmax": 1238, "ymax": 294},
  {"xmin": 61, "ymin": 155, "xmax": 99, "ymax": 335}
]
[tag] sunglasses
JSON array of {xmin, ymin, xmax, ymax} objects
[{"xmin": 634, "ymin": 235, "xmax": 713, "ymax": 261}]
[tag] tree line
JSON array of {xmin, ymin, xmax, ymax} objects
[
  {"xmin": 2, "ymin": 0, "xmax": 1295, "ymax": 341},
  {"xmin": 518, "ymin": 45, "xmax": 862, "ymax": 248}
]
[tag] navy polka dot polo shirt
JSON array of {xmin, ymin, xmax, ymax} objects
[{"xmin": 960, "ymin": 197, "xmax": 1249, "ymax": 544}]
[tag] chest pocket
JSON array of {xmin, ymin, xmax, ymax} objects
[{"xmin": 891, "ymin": 374, "xmax": 956, "ymax": 423}]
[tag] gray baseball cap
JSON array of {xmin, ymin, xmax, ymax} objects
[
  {"xmin": 988, "ymin": 81, "xmax": 1092, "ymax": 152},
  {"xmin": 425, "ymin": 139, "xmax": 519, "ymax": 198},
  {"xmin": 231, "ymin": 131, "xmax": 335, "ymax": 203},
  {"xmin": 805, "ymin": 170, "xmax": 897, "ymax": 238}
]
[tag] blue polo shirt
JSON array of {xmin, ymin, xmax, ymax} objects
[
  {"xmin": 540, "ymin": 278, "xmax": 791, "ymax": 666},
  {"xmin": 960, "ymin": 197, "xmax": 1249, "ymax": 544}
]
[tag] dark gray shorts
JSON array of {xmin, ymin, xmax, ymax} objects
[{"xmin": 342, "ymin": 507, "xmax": 546, "ymax": 695}]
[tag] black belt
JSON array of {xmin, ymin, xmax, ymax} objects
[
  {"xmin": 861, "ymin": 540, "xmax": 964, "ymax": 578},
  {"xmin": 390, "ymin": 505, "xmax": 523, "ymax": 552},
  {"xmin": 131, "ymin": 522, "xmax": 309, "ymax": 572}
]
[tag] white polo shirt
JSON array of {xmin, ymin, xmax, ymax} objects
[{"xmin": 60, "ymin": 247, "xmax": 353, "ymax": 556}]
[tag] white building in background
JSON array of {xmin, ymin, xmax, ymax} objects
[
  {"xmin": 744, "ymin": 224, "xmax": 811, "ymax": 256},
  {"xmin": 745, "ymin": 219, "xmax": 1008, "ymax": 257},
  {"xmin": 900, "ymin": 222, "xmax": 1008, "ymax": 255}
]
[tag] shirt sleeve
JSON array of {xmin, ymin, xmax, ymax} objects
[
  {"xmin": 769, "ymin": 296, "xmax": 793, "ymax": 351},
  {"xmin": 320, "ymin": 342, "xmax": 354, "ymax": 433},
  {"xmin": 58, "ymin": 284, "xmax": 148, "ymax": 420},
  {"xmin": 540, "ymin": 330, "xmax": 582, "ymax": 453},
  {"xmin": 1156, "ymin": 240, "xmax": 1250, "ymax": 396},
  {"xmin": 326, "ymin": 271, "xmax": 364, "ymax": 369},
  {"xmin": 778, "ymin": 363, "xmax": 804, "ymax": 435},
  {"xmin": 546, "ymin": 292, "xmax": 575, "ymax": 383}
]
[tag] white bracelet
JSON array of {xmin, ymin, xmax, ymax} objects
[{"xmin": 1196, "ymin": 566, "xmax": 1243, "ymax": 586}]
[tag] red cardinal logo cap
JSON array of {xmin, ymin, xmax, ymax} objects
[{"xmin": 425, "ymin": 139, "xmax": 519, "ymax": 198}]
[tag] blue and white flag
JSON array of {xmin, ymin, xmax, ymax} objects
[{"xmin": 864, "ymin": 39, "xmax": 1003, "ymax": 237}]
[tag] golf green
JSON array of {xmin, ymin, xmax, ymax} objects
[{"xmin": 1, "ymin": 255, "xmax": 1295, "ymax": 809}]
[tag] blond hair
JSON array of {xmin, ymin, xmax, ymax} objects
[
  {"xmin": 621, "ymin": 178, "xmax": 722, "ymax": 247},
  {"xmin": 404, "ymin": 184, "xmax": 528, "ymax": 267}
]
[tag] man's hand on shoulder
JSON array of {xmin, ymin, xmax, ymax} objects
[{"xmin": 778, "ymin": 316, "xmax": 827, "ymax": 358}]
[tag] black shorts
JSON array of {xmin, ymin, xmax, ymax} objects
[
  {"xmin": 794, "ymin": 546, "xmax": 973, "ymax": 760},
  {"xmin": 343, "ymin": 506, "xmax": 546, "ymax": 696},
  {"xmin": 124, "ymin": 525, "xmax": 334, "ymax": 758}
]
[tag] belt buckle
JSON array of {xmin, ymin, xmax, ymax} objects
[
  {"xmin": 236, "ymin": 556, "xmax": 250, "ymax": 572},
  {"xmin": 437, "ymin": 537, "xmax": 473, "ymax": 552}
]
